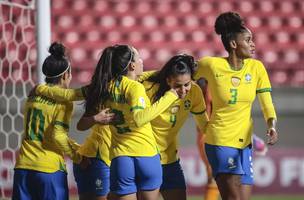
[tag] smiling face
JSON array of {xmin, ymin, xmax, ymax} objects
[
  {"xmin": 234, "ymin": 29, "xmax": 256, "ymax": 59},
  {"xmin": 166, "ymin": 73, "xmax": 192, "ymax": 99}
]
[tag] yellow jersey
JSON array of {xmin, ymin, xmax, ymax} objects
[
  {"xmin": 78, "ymin": 125, "xmax": 111, "ymax": 166},
  {"xmin": 194, "ymin": 57, "xmax": 276, "ymax": 149},
  {"xmin": 15, "ymin": 88, "xmax": 80, "ymax": 173},
  {"xmin": 35, "ymin": 84, "xmax": 111, "ymax": 165},
  {"xmin": 142, "ymin": 78, "xmax": 208, "ymax": 164},
  {"xmin": 107, "ymin": 76, "xmax": 178, "ymax": 159}
]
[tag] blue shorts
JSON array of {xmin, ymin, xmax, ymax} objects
[
  {"xmin": 110, "ymin": 154, "xmax": 162, "ymax": 195},
  {"xmin": 12, "ymin": 169, "xmax": 68, "ymax": 200},
  {"xmin": 73, "ymin": 158, "xmax": 110, "ymax": 196},
  {"xmin": 161, "ymin": 160, "xmax": 186, "ymax": 190},
  {"xmin": 205, "ymin": 144, "xmax": 253, "ymax": 185}
]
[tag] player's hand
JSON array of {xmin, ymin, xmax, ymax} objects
[
  {"xmin": 267, "ymin": 128, "xmax": 278, "ymax": 145},
  {"xmin": 93, "ymin": 108, "xmax": 115, "ymax": 125}
]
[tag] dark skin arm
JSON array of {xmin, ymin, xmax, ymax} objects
[
  {"xmin": 77, "ymin": 108, "xmax": 115, "ymax": 131},
  {"xmin": 266, "ymin": 118, "xmax": 278, "ymax": 145}
]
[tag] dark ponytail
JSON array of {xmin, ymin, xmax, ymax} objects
[
  {"xmin": 147, "ymin": 54, "xmax": 195, "ymax": 103},
  {"xmin": 42, "ymin": 42, "xmax": 70, "ymax": 84},
  {"xmin": 85, "ymin": 44, "xmax": 133, "ymax": 114},
  {"xmin": 214, "ymin": 12, "xmax": 247, "ymax": 51}
]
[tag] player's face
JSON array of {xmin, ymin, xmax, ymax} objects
[
  {"xmin": 131, "ymin": 47, "xmax": 143, "ymax": 76},
  {"xmin": 235, "ymin": 30, "xmax": 255, "ymax": 59},
  {"xmin": 167, "ymin": 73, "xmax": 192, "ymax": 99}
]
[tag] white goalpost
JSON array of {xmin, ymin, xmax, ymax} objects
[{"xmin": 0, "ymin": 0, "xmax": 50, "ymax": 198}]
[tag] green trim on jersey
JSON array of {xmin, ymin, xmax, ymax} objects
[
  {"xmin": 54, "ymin": 121, "xmax": 69, "ymax": 130},
  {"xmin": 130, "ymin": 106, "xmax": 144, "ymax": 111},
  {"xmin": 256, "ymin": 88, "xmax": 272, "ymax": 93}
]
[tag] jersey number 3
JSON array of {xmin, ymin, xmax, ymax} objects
[{"xmin": 228, "ymin": 89, "xmax": 238, "ymax": 104}]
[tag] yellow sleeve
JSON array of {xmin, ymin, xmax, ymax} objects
[
  {"xmin": 191, "ymin": 84, "xmax": 209, "ymax": 132},
  {"xmin": 129, "ymin": 83, "xmax": 178, "ymax": 127},
  {"xmin": 36, "ymin": 84, "xmax": 85, "ymax": 101},
  {"xmin": 52, "ymin": 103, "xmax": 82, "ymax": 163},
  {"xmin": 256, "ymin": 61, "xmax": 272, "ymax": 92},
  {"xmin": 194, "ymin": 57, "xmax": 212, "ymax": 81},
  {"xmin": 137, "ymin": 70, "xmax": 157, "ymax": 83},
  {"xmin": 257, "ymin": 92, "xmax": 277, "ymax": 122}
]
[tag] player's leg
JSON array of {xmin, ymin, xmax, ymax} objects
[
  {"xmin": 110, "ymin": 156, "xmax": 137, "ymax": 200},
  {"xmin": 205, "ymin": 144, "xmax": 245, "ymax": 200},
  {"xmin": 73, "ymin": 157, "xmax": 110, "ymax": 200},
  {"xmin": 204, "ymin": 175, "xmax": 220, "ymax": 200},
  {"xmin": 159, "ymin": 160, "xmax": 186, "ymax": 200},
  {"xmin": 240, "ymin": 145, "xmax": 254, "ymax": 200},
  {"xmin": 136, "ymin": 154, "xmax": 162, "ymax": 200},
  {"xmin": 197, "ymin": 131, "xmax": 220, "ymax": 200}
]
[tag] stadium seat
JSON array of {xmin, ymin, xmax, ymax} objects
[{"xmin": 47, "ymin": 0, "xmax": 304, "ymax": 86}]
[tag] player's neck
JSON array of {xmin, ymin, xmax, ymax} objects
[
  {"xmin": 227, "ymin": 55, "xmax": 244, "ymax": 71},
  {"xmin": 126, "ymin": 71, "xmax": 137, "ymax": 80}
]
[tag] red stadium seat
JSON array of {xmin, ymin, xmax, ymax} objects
[
  {"xmin": 291, "ymin": 69, "xmax": 304, "ymax": 86},
  {"xmin": 49, "ymin": 0, "xmax": 304, "ymax": 86}
]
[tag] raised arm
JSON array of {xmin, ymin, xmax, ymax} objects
[
  {"xmin": 129, "ymin": 83, "xmax": 178, "ymax": 127},
  {"xmin": 35, "ymin": 84, "xmax": 86, "ymax": 102}
]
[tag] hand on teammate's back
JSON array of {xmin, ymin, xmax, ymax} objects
[{"xmin": 93, "ymin": 108, "xmax": 116, "ymax": 125}]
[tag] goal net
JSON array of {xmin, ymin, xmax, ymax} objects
[{"xmin": 0, "ymin": 0, "xmax": 36, "ymax": 198}]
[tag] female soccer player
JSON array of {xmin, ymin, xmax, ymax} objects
[
  {"xmin": 84, "ymin": 44, "xmax": 179, "ymax": 200},
  {"xmin": 138, "ymin": 54, "xmax": 209, "ymax": 200},
  {"xmin": 33, "ymin": 82, "xmax": 115, "ymax": 200},
  {"xmin": 12, "ymin": 42, "xmax": 81, "ymax": 200},
  {"xmin": 194, "ymin": 12, "xmax": 278, "ymax": 200},
  {"xmin": 196, "ymin": 79, "xmax": 268, "ymax": 200}
]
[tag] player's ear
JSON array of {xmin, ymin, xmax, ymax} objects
[
  {"xmin": 229, "ymin": 40, "xmax": 237, "ymax": 50},
  {"xmin": 128, "ymin": 62, "xmax": 135, "ymax": 71}
]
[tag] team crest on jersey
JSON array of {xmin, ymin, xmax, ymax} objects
[
  {"xmin": 138, "ymin": 97, "xmax": 146, "ymax": 107},
  {"xmin": 170, "ymin": 105, "xmax": 180, "ymax": 114},
  {"xmin": 95, "ymin": 178, "xmax": 103, "ymax": 189},
  {"xmin": 231, "ymin": 76, "xmax": 241, "ymax": 87},
  {"xmin": 245, "ymin": 73, "xmax": 252, "ymax": 83},
  {"xmin": 184, "ymin": 100, "xmax": 191, "ymax": 110}
]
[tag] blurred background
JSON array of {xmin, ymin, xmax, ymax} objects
[{"xmin": 1, "ymin": 0, "xmax": 304, "ymax": 199}]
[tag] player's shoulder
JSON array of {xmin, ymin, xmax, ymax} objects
[
  {"xmin": 190, "ymin": 81, "xmax": 201, "ymax": 91},
  {"xmin": 122, "ymin": 76, "xmax": 145, "ymax": 91},
  {"xmin": 245, "ymin": 58, "xmax": 265, "ymax": 68}
]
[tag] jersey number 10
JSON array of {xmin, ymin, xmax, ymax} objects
[{"xmin": 25, "ymin": 108, "xmax": 45, "ymax": 141}]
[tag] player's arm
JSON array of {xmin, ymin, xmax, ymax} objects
[
  {"xmin": 129, "ymin": 83, "xmax": 178, "ymax": 127},
  {"xmin": 77, "ymin": 108, "xmax": 115, "ymax": 131},
  {"xmin": 191, "ymin": 83, "xmax": 210, "ymax": 133},
  {"xmin": 35, "ymin": 84, "xmax": 86, "ymax": 101},
  {"xmin": 52, "ymin": 103, "xmax": 81, "ymax": 163},
  {"xmin": 256, "ymin": 61, "xmax": 278, "ymax": 145},
  {"xmin": 137, "ymin": 70, "xmax": 157, "ymax": 83}
]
